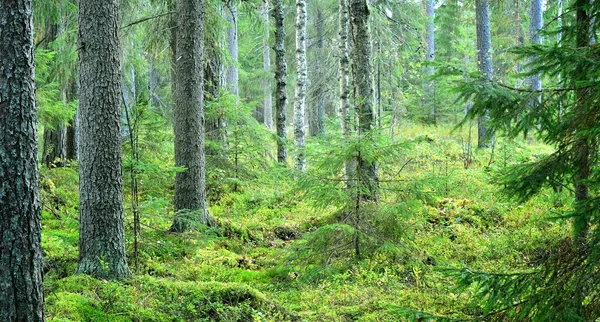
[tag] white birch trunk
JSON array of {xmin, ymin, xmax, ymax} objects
[{"xmin": 294, "ymin": 0, "xmax": 308, "ymax": 172}]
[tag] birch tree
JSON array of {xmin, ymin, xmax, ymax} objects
[
  {"xmin": 294, "ymin": 0, "xmax": 308, "ymax": 172},
  {"xmin": 273, "ymin": 0, "xmax": 288, "ymax": 164},
  {"xmin": 263, "ymin": 0, "xmax": 273, "ymax": 130}
]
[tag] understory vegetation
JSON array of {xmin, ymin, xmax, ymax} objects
[{"xmin": 40, "ymin": 121, "xmax": 569, "ymax": 321}]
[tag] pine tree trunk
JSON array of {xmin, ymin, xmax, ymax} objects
[
  {"xmin": 294, "ymin": 0, "xmax": 308, "ymax": 172},
  {"xmin": 273, "ymin": 0, "xmax": 288, "ymax": 164},
  {"xmin": 263, "ymin": 0, "xmax": 273, "ymax": 130},
  {"xmin": 349, "ymin": 0, "xmax": 378, "ymax": 199},
  {"xmin": 77, "ymin": 0, "xmax": 131, "ymax": 280},
  {"xmin": 423, "ymin": 0, "xmax": 436, "ymax": 124},
  {"xmin": 309, "ymin": 9, "xmax": 326, "ymax": 136},
  {"xmin": 475, "ymin": 0, "xmax": 493, "ymax": 148},
  {"xmin": 0, "ymin": 1, "xmax": 46, "ymax": 320},
  {"xmin": 66, "ymin": 78, "xmax": 78, "ymax": 161},
  {"xmin": 170, "ymin": 0, "xmax": 212, "ymax": 231}
]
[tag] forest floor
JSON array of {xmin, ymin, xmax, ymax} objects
[{"xmin": 40, "ymin": 122, "xmax": 569, "ymax": 321}]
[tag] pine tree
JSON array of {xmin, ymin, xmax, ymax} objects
[
  {"xmin": 77, "ymin": 0, "xmax": 131, "ymax": 279},
  {"xmin": 170, "ymin": 0, "xmax": 212, "ymax": 231},
  {"xmin": 0, "ymin": 0, "xmax": 46, "ymax": 319}
]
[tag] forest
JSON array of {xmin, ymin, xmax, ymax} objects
[{"xmin": 1, "ymin": 0, "xmax": 600, "ymax": 321}]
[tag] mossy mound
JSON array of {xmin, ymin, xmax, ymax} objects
[{"xmin": 46, "ymin": 275, "xmax": 297, "ymax": 321}]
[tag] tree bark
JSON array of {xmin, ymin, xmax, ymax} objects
[
  {"xmin": 170, "ymin": 0, "xmax": 212, "ymax": 231},
  {"xmin": 0, "ymin": 0, "xmax": 46, "ymax": 320},
  {"xmin": 294, "ymin": 0, "xmax": 308, "ymax": 172},
  {"xmin": 476, "ymin": 0, "xmax": 493, "ymax": 148},
  {"xmin": 226, "ymin": 2, "xmax": 239, "ymax": 101},
  {"xmin": 349, "ymin": 0, "xmax": 378, "ymax": 199},
  {"xmin": 573, "ymin": 0, "xmax": 594, "ymax": 246},
  {"xmin": 77, "ymin": 0, "xmax": 131, "ymax": 279},
  {"xmin": 273, "ymin": 0, "xmax": 288, "ymax": 164},
  {"xmin": 263, "ymin": 0, "xmax": 273, "ymax": 130},
  {"xmin": 308, "ymin": 9, "xmax": 326, "ymax": 136}
]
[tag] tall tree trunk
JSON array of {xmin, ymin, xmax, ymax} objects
[
  {"xmin": 573, "ymin": 0, "xmax": 594, "ymax": 247},
  {"xmin": 475, "ymin": 0, "xmax": 493, "ymax": 148},
  {"xmin": 309, "ymin": 9, "xmax": 326, "ymax": 136},
  {"xmin": 263, "ymin": 0, "xmax": 273, "ymax": 130},
  {"xmin": 423, "ymin": 0, "xmax": 436, "ymax": 124},
  {"xmin": 226, "ymin": 2, "xmax": 239, "ymax": 101},
  {"xmin": 273, "ymin": 0, "xmax": 288, "ymax": 164},
  {"xmin": 171, "ymin": 0, "xmax": 212, "ymax": 231},
  {"xmin": 349, "ymin": 0, "xmax": 378, "ymax": 199},
  {"xmin": 294, "ymin": 0, "xmax": 308, "ymax": 172},
  {"xmin": 528, "ymin": 0, "xmax": 543, "ymax": 92},
  {"xmin": 339, "ymin": 0, "xmax": 354, "ymax": 187},
  {"xmin": 77, "ymin": 0, "xmax": 131, "ymax": 279},
  {"xmin": 0, "ymin": 0, "xmax": 45, "ymax": 320}
]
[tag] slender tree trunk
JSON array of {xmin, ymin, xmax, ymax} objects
[
  {"xmin": 0, "ymin": 1, "xmax": 45, "ymax": 320},
  {"xmin": 309, "ymin": 9, "xmax": 326, "ymax": 136},
  {"xmin": 77, "ymin": 0, "xmax": 131, "ymax": 279},
  {"xmin": 294, "ymin": 0, "xmax": 308, "ymax": 172},
  {"xmin": 528, "ymin": 0, "xmax": 543, "ymax": 93},
  {"xmin": 349, "ymin": 0, "xmax": 378, "ymax": 199},
  {"xmin": 476, "ymin": 0, "xmax": 493, "ymax": 148},
  {"xmin": 339, "ymin": 0, "xmax": 354, "ymax": 187},
  {"xmin": 424, "ymin": 0, "xmax": 436, "ymax": 124},
  {"xmin": 171, "ymin": 0, "xmax": 212, "ymax": 231},
  {"xmin": 226, "ymin": 2, "xmax": 239, "ymax": 101},
  {"xmin": 273, "ymin": 0, "xmax": 288, "ymax": 164},
  {"xmin": 66, "ymin": 77, "xmax": 78, "ymax": 161},
  {"xmin": 263, "ymin": 0, "xmax": 273, "ymax": 130}
]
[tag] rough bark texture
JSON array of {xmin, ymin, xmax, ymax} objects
[
  {"xmin": 263, "ymin": 0, "xmax": 273, "ymax": 130},
  {"xmin": 273, "ymin": 0, "xmax": 288, "ymax": 164},
  {"xmin": 170, "ymin": 0, "xmax": 211, "ymax": 231},
  {"xmin": 308, "ymin": 9, "xmax": 326, "ymax": 136},
  {"xmin": 528, "ymin": 0, "xmax": 543, "ymax": 92},
  {"xmin": 0, "ymin": 1, "xmax": 46, "ymax": 320},
  {"xmin": 294, "ymin": 0, "xmax": 308, "ymax": 172},
  {"xmin": 77, "ymin": 0, "xmax": 131, "ymax": 279},
  {"xmin": 424, "ymin": 0, "xmax": 436, "ymax": 123},
  {"xmin": 349, "ymin": 0, "xmax": 378, "ymax": 199},
  {"xmin": 475, "ymin": 0, "xmax": 493, "ymax": 148}
]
